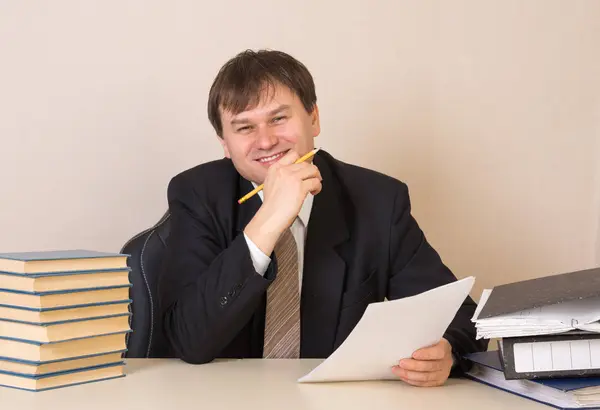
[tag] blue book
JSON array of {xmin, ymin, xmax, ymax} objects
[
  {"xmin": 0, "ymin": 361, "xmax": 125, "ymax": 391},
  {"xmin": 0, "ymin": 312, "xmax": 131, "ymax": 326},
  {"xmin": 0, "ymin": 284, "xmax": 132, "ymax": 310},
  {"xmin": 0, "ymin": 332, "xmax": 128, "ymax": 364},
  {"xmin": 0, "ymin": 329, "xmax": 132, "ymax": 345},
  {"xmin": 466, "ymin": 350, "xmax": 600, "ymax": 409},
  {"xmin": 0, "ymin": 352, "xmax": 123, "ymax": 379},
  {"xmin": 0, "ymin": 283, "xmax": 132, "ymax": 296},
  {"xmin": 0, "ymin": 250, "xmax": 129, "ymax": 275},
  {"xmin": 0, "ymin": 299, "xmax": 131, "ymax": 313},
  {"xmin": 0, "ymin": 349, "xmax": 127, "ymax": 366},
  {"xmin": 0, "ymin": 267, "xmax": 131, "ymax": 278},
  {"xmin": 0, "ymin": 314, "xmax": 132, "ymax": 344}
]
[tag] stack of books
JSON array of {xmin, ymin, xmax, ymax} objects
[
  {"xmin": 0, "ymin": 250, "xmax": 132, "ymax": 391},
  {"xmin": 467, "ymin": 267, "xmax": 600, "ymax": 409}
]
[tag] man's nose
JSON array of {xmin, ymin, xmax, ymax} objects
[{"xmin": 255, "ymin": 125, "xmax": 278, "ymax": 150}]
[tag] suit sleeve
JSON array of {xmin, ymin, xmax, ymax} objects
[
  {"xmin": 386, "ymin": 183, "xmax": 488, "ymax": 375},
  {"xmin": 157, "ymin": 174, "xmax": 274, "ymax": 364}
]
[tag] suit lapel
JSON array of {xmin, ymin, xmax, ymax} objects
[{"xmin": 301, "ymin": 153, "xmax": 349, "ymax": 358}]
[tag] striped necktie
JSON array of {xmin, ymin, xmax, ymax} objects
[{"xmin": 263, "ymin": 228, "xmax": 300, "ymax": 358}]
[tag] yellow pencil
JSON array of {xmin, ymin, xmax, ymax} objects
[{"xmin": 238, "ymin": 148, "xmax": 321, "ymax": 204}]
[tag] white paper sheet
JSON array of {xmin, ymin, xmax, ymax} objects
[{"xmin": 297, "ymin": 276, "xmax": 475, "ymax": 383}]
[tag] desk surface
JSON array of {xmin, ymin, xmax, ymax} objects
[{"xmin": 0, "ymin": 359, "xmax": 550, "ymax": 409}]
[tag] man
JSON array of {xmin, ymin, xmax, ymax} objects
[{"xmin": 158, "ymin": 49, "xmax": 487, "ymax": 387}]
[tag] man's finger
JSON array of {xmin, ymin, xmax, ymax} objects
[
  {"xmin": 399, "ymin": 358, "xmax": 443, "ymax": 372},
  {"xmin": 275, "ymin": 149, "xmax": 300, "ymax": 166},
  {"xmin": 302, "ymin": 178, "xmax": 322, "ymax": 196},
  {"xmin": 412, "ymin": 344, "xmax": 446, "ymax": 361},
  {"xmin": 391, "ymin": 366, "xmax": 439, "ymax": 383},
  {"xmin": 398, "ymin": 377, "xmax": 443, "ymax": 388},
  {"xmin": 292, "ymin": 164, "xmax": 321, "ymax": 181}
]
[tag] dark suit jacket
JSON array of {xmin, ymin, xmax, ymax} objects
[{"xmin": 158, "ymin": 150, "xmax": 488, "ymax": 373}]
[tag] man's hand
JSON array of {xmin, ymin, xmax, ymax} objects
[
  {"xmin": 244, "ymin": 150, "xmax": 322, "ymax": 255},
  {"xmin": 392, "ymin": 338, "xmax": 453, "ymax": 387}
]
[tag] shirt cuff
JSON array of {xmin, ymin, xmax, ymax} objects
[{"xmin": 243, "ymin": 233, "xmax": 271, "ymax": 276}]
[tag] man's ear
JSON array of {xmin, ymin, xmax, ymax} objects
[
  {"xmin": 217, "ymin": 135, "xmax": 231, "ymax": 158},
  {"xmin": 310, "ymin": 104, "xmax": 321, "ymax": 137}
]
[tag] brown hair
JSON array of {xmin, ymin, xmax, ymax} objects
[{"xmin": 207, "ymin": 49, "xmax": 317, "ymax": 137}]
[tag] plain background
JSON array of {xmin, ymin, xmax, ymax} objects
[{"xmin": 1, "ymin": 1, "xmax": 599, "ymax": 300}]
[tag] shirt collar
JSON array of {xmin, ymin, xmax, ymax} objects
[{"xmin": 252, "ymin": 182, "xmax": 314, "ymax": 227}]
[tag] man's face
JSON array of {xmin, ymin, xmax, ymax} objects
[{"xmin": 218, "ymin": 83, "xmax": 320, "ymax": 184}]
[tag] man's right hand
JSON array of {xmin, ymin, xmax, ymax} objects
[{"xmin": 243, "ymin": 150, "xmax": 322, "ymax": 256}]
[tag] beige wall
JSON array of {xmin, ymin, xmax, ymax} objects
[
  {"xmin": 1, "ymin": 1, "xmax": 599, "ymax": 300},
  {"xmin": 424, "ymin": 1, "xmax": 600, "ymax": 298}
]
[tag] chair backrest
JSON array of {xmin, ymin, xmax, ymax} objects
[{"xmin": 120, "ymin": 211, "xmax": 174, "ymax": 358}]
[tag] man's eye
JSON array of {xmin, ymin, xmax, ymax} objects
[
  {"xmin": 237, "ymin": 126, "xmax": 252, "ymax": 132},
  {"xmin": 272, "ymin": 116, "xmax": 286, "ymax": 123}
]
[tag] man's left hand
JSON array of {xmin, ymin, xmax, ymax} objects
[{"xmin": 392, "ymin": 337, "xmax": 453, "ymax": 387}]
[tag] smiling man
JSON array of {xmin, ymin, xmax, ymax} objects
[{"xmin": 158, "ymin": 49, "xmax": 487, "ymax": 386}]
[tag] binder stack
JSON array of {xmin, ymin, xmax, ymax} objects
[
  {"xmin": 466, "ymin": 267, "xmax": 600, "ymax": 409},
  {"xmin": 0, "ymin": 250, "xmax": 132, "ymax": 391}
]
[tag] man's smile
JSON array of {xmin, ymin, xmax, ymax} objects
[{"xmin": 255, "ymin": 150, "xmax": 289, "ymax": 166}]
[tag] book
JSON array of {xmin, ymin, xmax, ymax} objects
[
  {"xmin": 498, "ymin": 331, "xmax": 600, "ymax": 379},
  {"xmin": 0, "ymin": 362, "xmax": 125, "ymax": 391},
  {"xmin": 0, "ymin": 268, "xmax": 131, "ymax": 293},
  {"xmin": 466, "ymin": 350, "xmax": 600, "ymax": 409},
  {"xmin": 0, "ymin": 302, "xmax": 131, "ymax": 324},
  {"xmin": 0, "ymin": 352, "xmax": 124, "ymax": 376},
  {"xmin": 0, "ymin": 250, "xmax": 128, "ymax": 274},
  {"xmin": 0, "ymin": 332, "xmax": 128, "ymax": 363},
  {"xmin": 0, "ymin": 315, "xmax": 131, "ymax": 343},
  {"xmin": 0, "ymin": 286, "xmax": 131, "ymax": 309}
]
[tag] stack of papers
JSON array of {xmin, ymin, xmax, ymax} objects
[{"xmin": 472, "ymin": 289, "xmax": 600, "ymax": 339}]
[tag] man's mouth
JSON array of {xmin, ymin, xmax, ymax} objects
[{"xmin": 256, "ymin": 150, "xmax": 289, "ymax": 164}]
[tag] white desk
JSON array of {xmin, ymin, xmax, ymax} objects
[{"xmin": 0, "ymin": 359, "xmax": 550, "ymax": 409}]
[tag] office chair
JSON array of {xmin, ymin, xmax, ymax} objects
[{"xmin": 120, "ymin": 211, "xmax": 174, "ymax": 358}]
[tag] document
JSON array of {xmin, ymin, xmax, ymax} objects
[{"xmin": 297, "ymin": 276, "xmax": 475, "ymax": 383}]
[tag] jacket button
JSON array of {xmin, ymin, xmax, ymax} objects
[
  {"xmin": 228, "ymin": 289, "xmax": 236, "ymax": 297},
  {"xmin": 220, "ymin": 296, "xmax": 228, "ymax": 306}
]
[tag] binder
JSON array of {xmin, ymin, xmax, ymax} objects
[
  {"xmin": 465, "ymin": 350, "xmax": 600, "ymax": 410},
  {"xmin": 477, "ymin": 267, "xmax": 600, "ymax": 320},
  {"xmin": 499, "ymin": 331, "xmax": 600, "ymax": 380}
]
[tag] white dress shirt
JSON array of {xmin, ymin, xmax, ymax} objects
[{"xmin": 243, "ymin": 186, "xmax": 313, "ymax": 293}]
